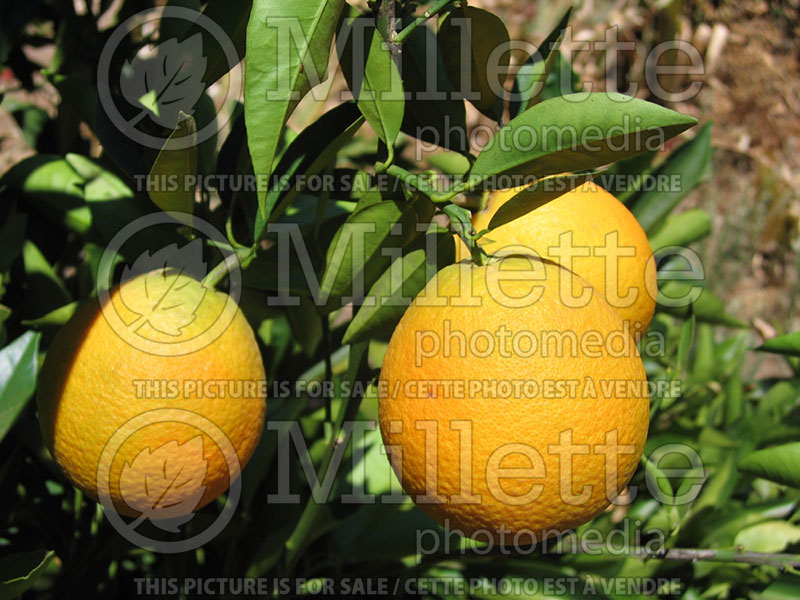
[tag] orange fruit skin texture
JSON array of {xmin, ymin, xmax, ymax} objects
[
  {"xmin": 378, "ymin": 257, "xmax": 650, "ymax": 541},
  {"xmin": 37, "ymin": 270, "xmax": 266, "ymax": 517},
  {"xmin": 462, "ymin": 182, "xmax": 658, "ymax": 333}
]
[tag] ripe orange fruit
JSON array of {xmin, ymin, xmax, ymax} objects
[
  {"xmin": 461, "ymin": 182, "xmax": 658, "ymax": 333},
  {"xmin": 378, "ymin": 256, "xmax": 649, "ymax": 542},
  {"xmin": 37, "ymin": 269, "xmax": 266, "ymax": 519}
]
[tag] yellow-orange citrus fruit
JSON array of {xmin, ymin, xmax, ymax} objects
[
  {"xmin": 461, "ymin": 182, "xmax": 658, "ymax": 333},
  {"xmin": 378, "ymin": 256, "xmax": 649, "ymax": 541},
  {"xmin": 37, "ymin": 269, "xmax": 266, "ymax": 518}
]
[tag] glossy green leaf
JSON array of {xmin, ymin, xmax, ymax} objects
[
  {"xmin": 697, "ymin": 497, "xmax": 799, "ymax": 549},
  {"xmin": 734, "ymin": 520, "xmax": 800, "ymax": 553},
  {"xmin": 760, "ymin": 577, "xmax": 800, "ymax": 600},
  {"xmin": 438, "ymin": 7, "xmax": 509, "ymax": 122},
  {"xmin": 63, "ymin": 154, "xmax": 146, "ymax": 243},
  {"xmin": 0, "ymin": 331, "xmax": 41, "ymax": 444},
  {"xmin": 657, "ymin": 280, "xmax": 745, "ymax": 327},
  {"xmin": 0, "ymin": 549, "xmax": 55, "ymax": 600},
  {"xmin": 631, "ymin": 121, "xmax": 713, "ymax": 232},
  {"xmin": 399, "ymin": 25, "xmax": 467, "ymax": 153},
  {"xmin": 487, "ymin": 171, "xmax": 602, "ymax": 229},
  {"xmin": 470, "ymin": 93, "xmax": 697, "ymax": 186},
  {"xmin": 1, "ymin": 155, "xmax": 92, "ymax": 234},
  {"xmin": 600, "ymin": 149, "xmax": 658, "ymax": 203},
  {"xmin": 245, "ymin": 0, "xmax": 346, "ymax": 218},
  {"xmin": 286, "ymin": 296, "xmax": 323, "ymax": 358},
  {"xmin": 343, "ymin": 224, "xmax": 455, "ymax": 343},
  {"xmin": 509, "ymin": 7, "xmax": 572, "ymax": 118},
  {"xmin": 255, "ymin": 102, "xmax": 365, "ymax": 239},
  {"xmin": 319, "ymin": 196, "xmax": 430, "ymax": 307},
  {"xmin": 648, "ymin": 208, "xmax": 712, "ymax": 251},
  {"xmin": 756, "ymin": 381, "xmax": 800, "ymax": 422},
  {"xmin": 22, "ymin": 241, "xmax": 71, "ymax": 318},
  {"xmin": 339, "ymin": 21, "xmax": 404, "ymax": 147},
  {"xmin": 739, "ymin": 443, "xmax": 800, "ymax": 488},
  {"xmin": 540, "ymin": 51, "xmax": 582, "ymax": 102},
  {"xmin": 21, "ymin": 302, "xmax": 78, "ymax": 330},
  {"xmin": 756, "ymin": 332, "xmax": 800, "ymax": 358},
  {"xmin": 178, "ymin": 0, "xmax": 251, "ymax": 85},
  {"xmin": 147, "ymin": 114, "xmax": 197, "ymax": 220}
]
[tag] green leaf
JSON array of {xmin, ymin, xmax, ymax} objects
[
  {"xmin": 255, "ymin": 102, "xmax": 365, "ymax": 239},
  {"xmin": 192, "ymin": 93, "xmax": 219, "ymax": 177},
  {"xmin": 178, "ymin": 0, "xmax": 251, "ymax": 85},
  {"xmin": 245, "ymin": 0, "xmax": 345, "ymax": 218},
  {"xmin": 0, "ymin": 208, "xmax": 27, "ymax": 275},
  {"xmin": 693, "ymin": 323, "xmax": 715, "ymax": 382},
  {"xmin": 734, "ymin": 520, "xmax": 800, "ymax": 553},
  {"xmin": 657, "ymin": 280, "xmax": 746, "ymax": 327},
  {"xmin": 0, "ymin": 331, "xmax": 41, "ymax": 444},
  {"xmin": 343, "ymin": 223, "xmax": 455, "ymax": 343},
  {"xmin": 286, "ymin": 296, "xmax": 323, "ymax": 357},
  {"xmin": 599, "ymin": 150, "xmax": 657, "ymax": 203},
  {"xmin": 22, "ymin": 241, "xmax": 71, "ymax": 318},
  {"xmin": 399, "ymin": 25, "xmax": 467, "ymax": 153},
  {"xmin": 147, "ymin": 114, "xmax": 197, "ymax": 221},
  {"xmin": 675, "ymin": 307, "xmax": 695, "ymax": 380},
  {"xmin": 648, "ymin": 209, "xmax": 712, "ymax": 251},
  {"xmin": 630, "ymin": 121, "xmax": 713, "ymax": 232},
  {"xmin": 438, "ymin": 7, "xmax": 509, "ymax": 122},
  {"xmin": 756, "ymin": 381, "xmax": 800, "ymax": 422},
  {"xmin": 739, "ymin": 442, "xmax": 800, "ymax": 488},
  {"xmin": 487, "ymin": 171, "xmax": 603, "ymax": 230},
  {"xmin": 540, "ymin": 51, "xmax": 582, "ymax": 101},
  {"xmin": 724, "ymin": 369, "xmax": 743, "ymax": 427},
  {"xmin": 760, "ymin": 577, "xmax": 800, "ymax": 600},
  {"xmin": 0, "ymin": 549, "xmax": 55, "ymax": 600},
  {"xmin": 1, "ymin": 155, "xmax": 92, "ymax": 234},
  {"xmin": 470, "ymin": 93, "xmax": 697, "ymax": 186},
  {"xmin": 756, "ymin": 332, "xmax": 800, "ymax": 358},
  {"xmin": 691, "ymin": 453, "xmax": 738, "ymax": 513},
  {"xmin": 339, "ymin": 21, "xmax": 404, "ymax": 147},
  {"xmin": 509, "ymin": 7, "xmax": 572, "ymax": 118},
  {"xmin": 63, "ymin": 154, "xmax": 146, "ymax": 244},
  {"xmin": 21, "ymin": 302, "xmax": 78, "ymax": 330},
  {"xmin": 319, "ymin": 195, "xmax": 429, "ymax": 307}
]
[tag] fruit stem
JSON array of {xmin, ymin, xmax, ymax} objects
[
  {"xmin": 394, "ymin": 0, "xmax": 459, "ymax": 44},
  {"xmin": 202, "ymin": 246, "xmax": 256, "ymax": 289}
]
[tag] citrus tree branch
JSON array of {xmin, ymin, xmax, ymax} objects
[
  {"xmin": 423, "ymin": 543, "xmax": 800, "ymax": 570},
  {"xmin": 282, "ymin": 342, "xmax": 371, "ymax": 574},
  {"xmin": 394, "ymin": 0, "xmax": 460, "ymax": 44}
]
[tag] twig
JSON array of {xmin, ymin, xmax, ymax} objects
[
  {"xmin": 394, "ymin": 0, "xmax": 459, "ymax": 44},
  {"xmin": 422, "ymin": 542, "xmax": 800, "ymax": 570}
]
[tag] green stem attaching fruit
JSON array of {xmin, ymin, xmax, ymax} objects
[{"xmin": 202, "ymin": 246, "xmax": 257, "ymax": 290}]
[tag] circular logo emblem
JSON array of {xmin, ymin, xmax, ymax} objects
[
  {"xmin": 97, "ymin": 6, "xmax": 241, "ymax": 149},
  {"xmin": 96, "ymin": 212, "xmax": 242, "ymax": 357},
  {"xmin": 97, "ymin": 408, "xmax": 242, "ymax": 554}
]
